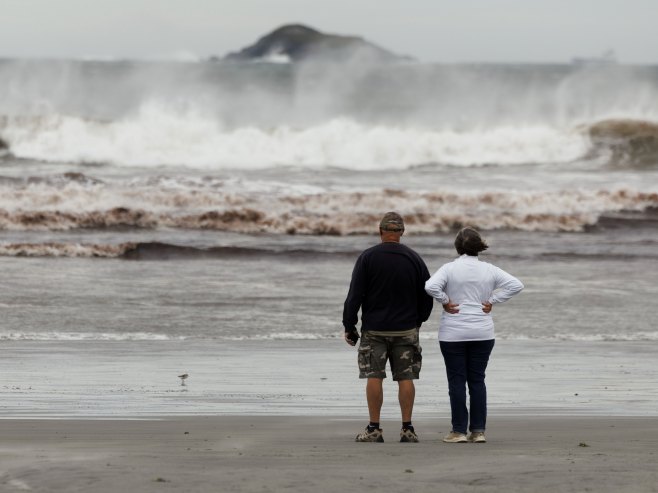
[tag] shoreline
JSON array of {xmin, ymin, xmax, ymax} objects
[
  {"xmin": 1, "ymin": 416, "xmax": 657, "ymax": 492},
  {"xmin": 2, "ymin": 339, "xmax": 657, "ymax": 419}
]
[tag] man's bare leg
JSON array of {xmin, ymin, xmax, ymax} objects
[
  {"xmin": 398, "ymin": 379, "xmax": 415, "ymax": 422},
  {"xmin": 366, "ymin": 378, "xmax": 384, "ymax": 423}
]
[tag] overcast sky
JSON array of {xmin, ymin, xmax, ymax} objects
[{"xmin": 1, "ymin": 0, "xmax": 656, "ymax": 64}]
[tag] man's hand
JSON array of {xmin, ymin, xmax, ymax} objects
[
  {"xmin": 482, "ymin": 302, "xmax": 493, "ymax": 314},
  {"xmin": 442, "ymin": 302, "xmax": 459, "ymax": 314},
  {"xmin": 345, "ymin": 330, "xmax": 359, "ymax": 346}
]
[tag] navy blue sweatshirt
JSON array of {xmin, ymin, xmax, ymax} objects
[{"xmin": 342, "ymin": 242, "xmax": 434, "ymax": 333}]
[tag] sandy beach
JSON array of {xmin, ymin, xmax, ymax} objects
[
  {"xmin": 1, "ymin": 416, "xmax": 656, "ymax": 492},
  {"xmin": 1, "ymin": 339, "xmax": 656, "ymax": 493}
]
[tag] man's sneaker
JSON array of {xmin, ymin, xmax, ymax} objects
[
  {"xmin": 442, "ymin": 431, "xmax": 468, "ymax": 443},
  {"xmin": 355, "ymin": 427, "xmax": 384, "ymax": 442},
  {"xmin": 400, "ymin": 428, "xmax": 419, "ymax": 443},
  {"xmin": 468, "ymin": 432, "xmax": 487, "ymax": 443}
]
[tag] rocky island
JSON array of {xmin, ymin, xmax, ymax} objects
[{"xmin": 223, "ymin": 24, "xmax": 412, "ymax": 63}]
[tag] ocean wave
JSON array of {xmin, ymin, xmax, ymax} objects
[
  {"xmin": 0, "ymin": 242, "xmax": 136, "ymax": 258},
  {"xmin": 0, "ymin": 241, "xmax": 359, "ymax": 259},
  {"xmin": 1, "ymin": 330, "xmax": 656, "ymax": 342},
  {"xmin": 0, "ymin": 331, "xmax": 182, "ymax": 341},
  {"xmin": 2, "ymin": 111, "xmax": 658, "ymax": 169},
  {"xmin": 0, "ymin": 184, "xmax": 656, "ymax": 234},
  {"xmin": 585, "ymin": 118, "xmax": 658, "ymax": 168},
  {"xmin": 121, "ymin": 242, "xmax": 358, "ymax": 260},
  {"xmin": 224, "ymin": 332, "xmax": 342, "ymax": 341},
  {"xmin": 180, "ymin": 331, "xmax": 658, "ymax": 342},
  {"xmin": 0, "ymin": 109, "xmax": 591, "ymax": 169},
  {"xmin": 497, "ymin": 332, "xmax": 658, "ymax": 342},
  {"xmin": 243, "ymin": 331, "xmax": 658, "ymax": 342},
  {"xmin": 0, "ymin": 241, "xmax": 362, "ymax": 259},
  {"xmin": 3, "ymin": 60, "xmax": 658, "ymax": 169}
]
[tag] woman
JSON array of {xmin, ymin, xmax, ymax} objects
[{"xmin": 425, "ymin": 227, "xmax": 523, "ymax": 443}]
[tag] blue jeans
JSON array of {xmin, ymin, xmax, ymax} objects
[{"xmin": 439, "ymin": 339, "xmax": 495, "ymax": 434}]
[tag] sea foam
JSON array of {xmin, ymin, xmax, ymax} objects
[
  {"xmin": 1, "ymin": 107, "xmax": 592, "ymax": 168},
  {"xmin": 0, "ymin": 173, "xmax": 656, "ymax": 234}
]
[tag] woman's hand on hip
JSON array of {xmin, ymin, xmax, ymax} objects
[{"xmin": 442, "ymin": 301, "xmax": 460, "ymax": 314}]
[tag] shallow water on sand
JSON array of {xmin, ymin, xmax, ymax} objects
[{"xmin": 1, "ymin": 340, "xmax": 656, "ymax": 418}]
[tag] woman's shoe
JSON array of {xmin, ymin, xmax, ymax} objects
[
  {"xmin": 468, "ymin": 432, "xmax": 487, "ymax": 443},
  {"xmin": 442, "ymin": 431, "xmax": 468, "ymax": 443}
]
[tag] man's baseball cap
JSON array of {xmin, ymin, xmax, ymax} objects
[{"xmin": 379, "ymin": 212, "xmax": 405, "ymax": 232}]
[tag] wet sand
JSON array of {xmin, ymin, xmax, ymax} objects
[
  {"xmin": 1, "ymin": 416, "xmax": 657, "ymax": 492},
  {"xmin": 3, "ymin": 340, "xmax": 658, "ymax": 417}
]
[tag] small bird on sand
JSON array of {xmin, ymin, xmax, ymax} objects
[{"xmin": 178, "ymin": 373, "xmax": 189, "ymax": 386}]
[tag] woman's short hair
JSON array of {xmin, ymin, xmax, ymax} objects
[{"xmin": 454, "ymin": 227, "xmax": 488, "ymax": 256}]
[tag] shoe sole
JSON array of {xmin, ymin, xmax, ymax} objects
[
  {"xmin": 355, "ymin": 436, "xmax": 384, "ymax": 443},
  {"xmin": 443, "ymin": 437, "xmax": 468, "ymax": 443},
  {"xmin": 400, "ymin": 437, "xmax": 419, "ymax": 443}
]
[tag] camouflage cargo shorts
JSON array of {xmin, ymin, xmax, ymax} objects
[{"xmin": 357, "ymin": 329, "xmax": 422, "ymax": 381}]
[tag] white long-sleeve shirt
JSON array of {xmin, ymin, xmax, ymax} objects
[{"xmin": 425, "ymin": 255, "xmax": 524, "ymax": 342}]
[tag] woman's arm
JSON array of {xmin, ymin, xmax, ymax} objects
[
  {"xmin": 424, "ymin": 264, "xmax": 450, "ymax": 305},
  {"xmin": 488, "ymin": 266, "xmax": 524, "ymax": 304}
]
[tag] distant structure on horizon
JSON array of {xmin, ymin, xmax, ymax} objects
[
  {"xmin": 571, "ymin": 49, "xmax": 617, "ymax": 67},
  {"xmin": 219, "ymin": 24, "xmax": 413, "ymax": 63}
]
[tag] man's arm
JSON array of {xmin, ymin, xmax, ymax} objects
[
  {"xmin": 342, "ymin": 255, "xmax": 366, "ymax": 340},
  {"xmin": 416, "ymin": 258, "xmax": 434, "ymax": 326}
]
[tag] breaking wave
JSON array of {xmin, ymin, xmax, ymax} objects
[
  {"xmin": 5, "ymin": 330, "xmax": 654, "ymax": 342},
  {"xmin": 497, "ymin": 332, "xmax": 658, "ymax": 342},
  {"xmin": 0, "ymin": 110, "xmax": 592, "ymax": 168},
  {"xmin": 0, "ymin": 175, "xmax": 656, "ymax": 234},
  {"xmin": 225, "ymin": 331, "xmax": 658, "ymax": 342},
  {"xmin": 2, "ymin": 111, "xmax": 658, "ymax": 169},
  {"xmin": 0, "ymin": 241, "xmax": 134, "ymax": 258},
  {"xmin": 0, "ymin": 331, "xmax": 182, "ymax": 341},
  {"xmin": 586, "ymin": 118, "xmax": 658, "ymax": 168},
  {"xmin": 0, "ymin": 242, "xmax": 361, "ymax": 259},
  {"xmin": 2, "ymin": 60, "xmax": 658, "ymax": 169}
]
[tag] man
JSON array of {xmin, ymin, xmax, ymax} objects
[{"xmin": 343, "ymin": 212, "xmax": 434, "ymax": 443}]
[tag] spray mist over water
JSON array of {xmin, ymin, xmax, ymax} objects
[{"xmin": 1, "ymin": 60, "xmax": 658, "ymax": 168}]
